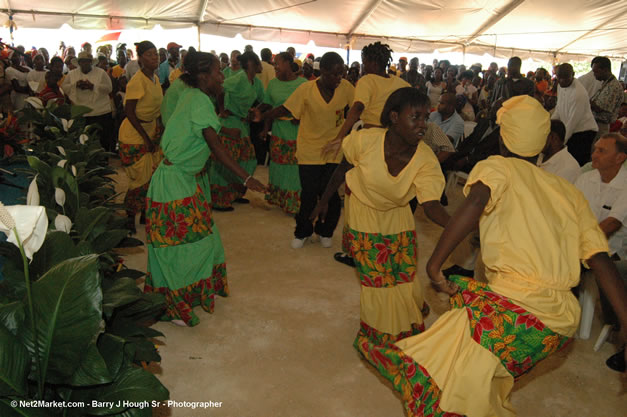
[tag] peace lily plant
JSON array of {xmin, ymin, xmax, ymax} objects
[{"xmin": 0, "ymin": 101, "xmax": 169, "ymax": 416}]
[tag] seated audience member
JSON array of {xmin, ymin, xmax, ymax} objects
[
  {"xmin": 610, "ymin": 98, "xmax": 627, "ymax": 132},
  {"xmin": 429, "ymin": 92, "xmax": 465, "ymax": 148},
  {"xmin": 537, "ymin": 120, "xmax": 581, "ymax": 183},
  {"xmin": 551, "ymin": 63, "xmax": 598, "ymax": 166},
  {"xmin": 38, "ymin": 71, "xmax": 65, "ymax": 106},
  {"xmin": 455, "ymin": 71, "xmax": 478, "ymax": 121},
  {"xmin": 575, "ymin": 132, "xmax": 627, "ymax": 367}
]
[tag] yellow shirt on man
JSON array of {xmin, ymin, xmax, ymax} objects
[
  {"xmin": 257, "ymin": 61, "xmax": 276, "ymax": 90},
  {"xmin": 284, "ymin": 79, "xmax": 355, "ymax": 165}
]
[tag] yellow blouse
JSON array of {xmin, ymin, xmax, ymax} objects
[
  {"xmin": 353, "ymin": 74, "xmax": 410, "ymax": 126},
  {"xmin": 343, "ymin": 128, "xmax": 444, "ymax": 234},
  {"xmin": 125, "ymin": 70, "xmax": 163, "ymax": 122},
  {"xmin": 463, "ymin": 155, "xmax": 609, "ymax": 336}
]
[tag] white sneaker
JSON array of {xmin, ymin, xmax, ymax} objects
[
  {"xmin": 291, "ymin": 237, "xmax": 308, "ymax": 249},
  {"xmin": 320, "ymin": 237, "xmax": 333, "ymax": 248}
]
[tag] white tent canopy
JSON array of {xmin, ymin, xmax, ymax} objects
[{"xmin": 2, "ymin": 0, "xmax": 626, "ymax": 61}]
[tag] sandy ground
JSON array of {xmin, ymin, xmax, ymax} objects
[{"xmin": 112, "ymin": 161, "xmax": 625, "ymax": 417}]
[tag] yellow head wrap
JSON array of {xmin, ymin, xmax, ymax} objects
[{"xmin": 496, "ymin": 95, "xmax": 550, "ymax": 157}]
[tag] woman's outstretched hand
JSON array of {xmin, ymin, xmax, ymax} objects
[{"xmin": 245, "ymin": 177, "xmax": 268, "ymax": 193}]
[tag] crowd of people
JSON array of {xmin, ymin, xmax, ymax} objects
[{"xmin": 1, "ymin": 37, "xmax": 626, "ymax": 416}]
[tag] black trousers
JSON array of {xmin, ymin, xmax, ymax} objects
[
  {"xmin": 567, "ymin": 130, "xmax": 597, "ymax": 166},
  {"xmin": 250, "ymin": 121, "xmax": 269, "ymax": 165},
  {"xmin": 86, "ymin": 113, "xmax": 115, "ymax": 153},
  {"xmin": 295, "ymin": 164, "xmax": 341, "ymax": 239}
]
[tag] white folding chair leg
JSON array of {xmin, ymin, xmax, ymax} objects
[
  {"xmin": 577, "ymin": 272, "xmax": 596, "ymax": 340},
  {"xmin": 593, "ymin": 324, "xmax": 612, "ymax": 351}
]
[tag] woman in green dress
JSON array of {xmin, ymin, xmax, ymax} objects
[
  {"xmin": 144, "ymin": 51, "xmax": 266, "ymax": 327},
  {"xmin": 257, "ymin": 52, "xmax": 307, "ymax": 214},
  {"xmin": 211, "ymin": 51, "xmax": 264, "ymax": 211}
]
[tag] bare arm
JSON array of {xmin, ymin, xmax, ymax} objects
[
  {"xmin": 310, "ymin": 158, "xmax": 353, "ymax": 221},
  {"xmin": 587, "ymin": 252, "xmax": 627, "ymax": 375},
  {"xmin": 599, "ymin": 217, "xmax": 622, "ymax": 238},
  {"xmin": 322, "ymin": 102, "xmax": 365, "ymax": 157},
  {"xmin": 422, "ymin": 200, "xmax": 450, "ymax": 228},
  {"xmin": 202, "ymin": 126, "xmax": 266, "ymax": 193},
  {"xmin": 426, "ymin": 181, "xmax": 490, "ymax": 294}
]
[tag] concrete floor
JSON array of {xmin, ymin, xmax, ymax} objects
[{"xmin": 113, "ymin": 162, "xmax": 625, "ymax": 417}]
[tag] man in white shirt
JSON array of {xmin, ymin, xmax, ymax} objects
[
  {"xmin": 62, "ymin": 51, "xmax": 114, "ymax": 152},
  {"xmin": 537, "ymin": 120, "xmax": 581, "ymax": 183},
  {"xmin": 577, "ymin": 57, "xmax": 603, "ymax": 99},
  {"xmin": 575, "ymin": 132, "xmax": 627, "ymax": 340},
  {"xmin": 429, "ymin": 93, "xmax": 465, "ymax": 148},
  {"xmin": 552, "ymin": 63, "xmax": 598, "ymax": 166}
]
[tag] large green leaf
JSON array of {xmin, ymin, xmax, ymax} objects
[
  {"xmin": 29, "ymin": 231, "xmax": 80, "ymax": 280},
  {"xmin": 92, "ymin": 230, "xmax": 130, "ymax": 254},
  {"xmin": 102, "ymin": 278, "xmax": 144, "ymax": 318},
  {"xmin": 71, "ymin": 105, "xmax": 93, "ymax": 120},
  {"xmin": 75, "ymin": 207, "xmax": 111, "ymax": 241},
  {"xmin": 68, "ymin": 341, "xmax": 112, "ymax": 387},
  {"xmin": 18, "ymin": 255, "xmax": 103, "ymax": 385},
  {"xmin": 0, "ymin": 302, "xmax": 25, "ymax": 334},
  {"xmin": 0, "ymin": 323, "xmax": 30, "ymax": 395},
  {"xmin": 71, "ymin": 365, "xmax": 169, "ymax": 416},
  {"xmin": 26, "ymin": 156, "xmax": 51, "ymax": 179},
  {"xmin": 0, "ymin": 399, "xmax": 50, "ymax": 417}
]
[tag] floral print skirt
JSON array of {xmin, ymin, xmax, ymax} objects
[
  {"xmin": 374, "ymin": 276, "xmax": 571, "ymax": 417},
  {"xmin": 144, "ymin": 183, "xmax": 229, "ymax": 326},
  {"xmin": 266, "ymin": 135, "xmax": 301, "ymax": 215}
]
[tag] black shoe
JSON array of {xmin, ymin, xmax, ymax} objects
[
  {"xmin": 443, "ymin": 264, "xmax": 474, "ymax": 278},
  {"xmin": 213, "ymin": 206, "xmax": 234, "ymax": 212},
  {"xmin": 234, "ymin": 198, "xmax": 250, "ymax": 204},
  {"xmin": 334, "ymin": 252, "xmax": 355, "ymax": 267},
  {"xmin": 606, "ymin": 348, "xmax": 625, "ymax": 372},
  {"xmin": 139, "ymin": 212, "xmax": 146, "ymax": 225}
]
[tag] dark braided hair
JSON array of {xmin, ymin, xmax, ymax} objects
[
  {"xmin": 361, "ymin": 41, "xmax": 393, "ymax": 72},
  {"xmin": 180, "ymin": 51, "xmax": 218, "ymax": 88}
]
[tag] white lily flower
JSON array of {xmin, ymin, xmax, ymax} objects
[
  {"xmin": 54, "ymin": 214, "xmax": 72, "ymax": 234},
  {"xmin": 71, "ymin": 165, "xmax": 77, "ymax": 177},
  {"xmin": 0, "ymin": 203, "xmax": 48, "ymax": 260},
  {"xmin": 26, "ymin": 175, "xmax": 40, "ymax": 206},
  {"xmin": 57, "ymin": 146, "xmax": 66, "ymax": 156},
  {"xmin": 54, "ymin": 188, "xmax": 66, "ymax": 207},
  {"xmin": 79, "ymin": 134, "xmax": 89, "ymax": 144},
  {"xmin": 57, "ymin": 159, "xmax": 67, "ymax": 168},
  {"xmin": 61, "ymin": 119, "xmax": 69, "ymax": 132},
  {"xmin": 24, "ymin": 96, "xmax": 44, "ymax": 110}
]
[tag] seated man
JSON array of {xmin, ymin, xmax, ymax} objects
[
  {"xmin": 575, "ymin": 133, "xmax": 627, "ymax": 348},
  {"xmin": 537, "ymin": 120, "xmax": 581, "ymax": 183},
  {"xmin": 429, "ymin": 93, "xmax": 465, "ymax": 148}
]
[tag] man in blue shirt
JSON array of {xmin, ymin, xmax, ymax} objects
[
  {"xmin": 158, "ymin": 42, "xmax": 182, "ymax": 89},
  {"xmin": 429, "ymin": 92, "xmax": 465, "ymax": 148}
]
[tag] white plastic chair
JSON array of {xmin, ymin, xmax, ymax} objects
[{"xmin": 577, "ymin": 271, "xmax": 613, "ymax": 351}]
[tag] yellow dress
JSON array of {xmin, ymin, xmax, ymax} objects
[
  {"xmin": 386, "ymin": 156, "xmax": 608, "ymax": 417},
  {"xmin": 118, "ymin": 70, "xmax": 164, "ymax": 215},
  {"xmin": 341, "ymin": 128, "xmax": 445, "ymax": 384}
]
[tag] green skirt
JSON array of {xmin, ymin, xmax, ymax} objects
[{"xmin": 266, "ymin": 128, "xmax": 301, "ymax": 214}]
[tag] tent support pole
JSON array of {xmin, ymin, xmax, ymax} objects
[{"xmin": 197, "ymin": 24, "xmax": 201, "ymax": 51}]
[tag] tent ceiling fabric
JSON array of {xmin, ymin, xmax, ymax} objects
[{"xmin": 2, "ymin": 0, "xmax": 626, "ymax": 59}]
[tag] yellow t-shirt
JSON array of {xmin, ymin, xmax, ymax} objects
[
  {"xmin": 354, "ymin": 74, "xmax": 410, "ymax": 126},
  {"xmin": 256, "ymin": 61, "xmax": 276, "ymax": 90},
  {"xmin": 284, "ymin": 79, "xmax": 355, "ymax": 164},
  {"xmin": 343, "ymin": 128, "xmax": 444, "ymax": 234},
  {"xmin": 463, "ymin": 155, "xmax": 609, "ymax": 336},
  {"xmin": 125, "ymin": 71, "xmax": 163, "ymax": 122},
  {"xmin": 111, "ymin": 65, "xmax": 125, "ymax": 79},
  {"xmin": 168, "ymin": 67, "xmax": 183, "ymax": 83}
]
